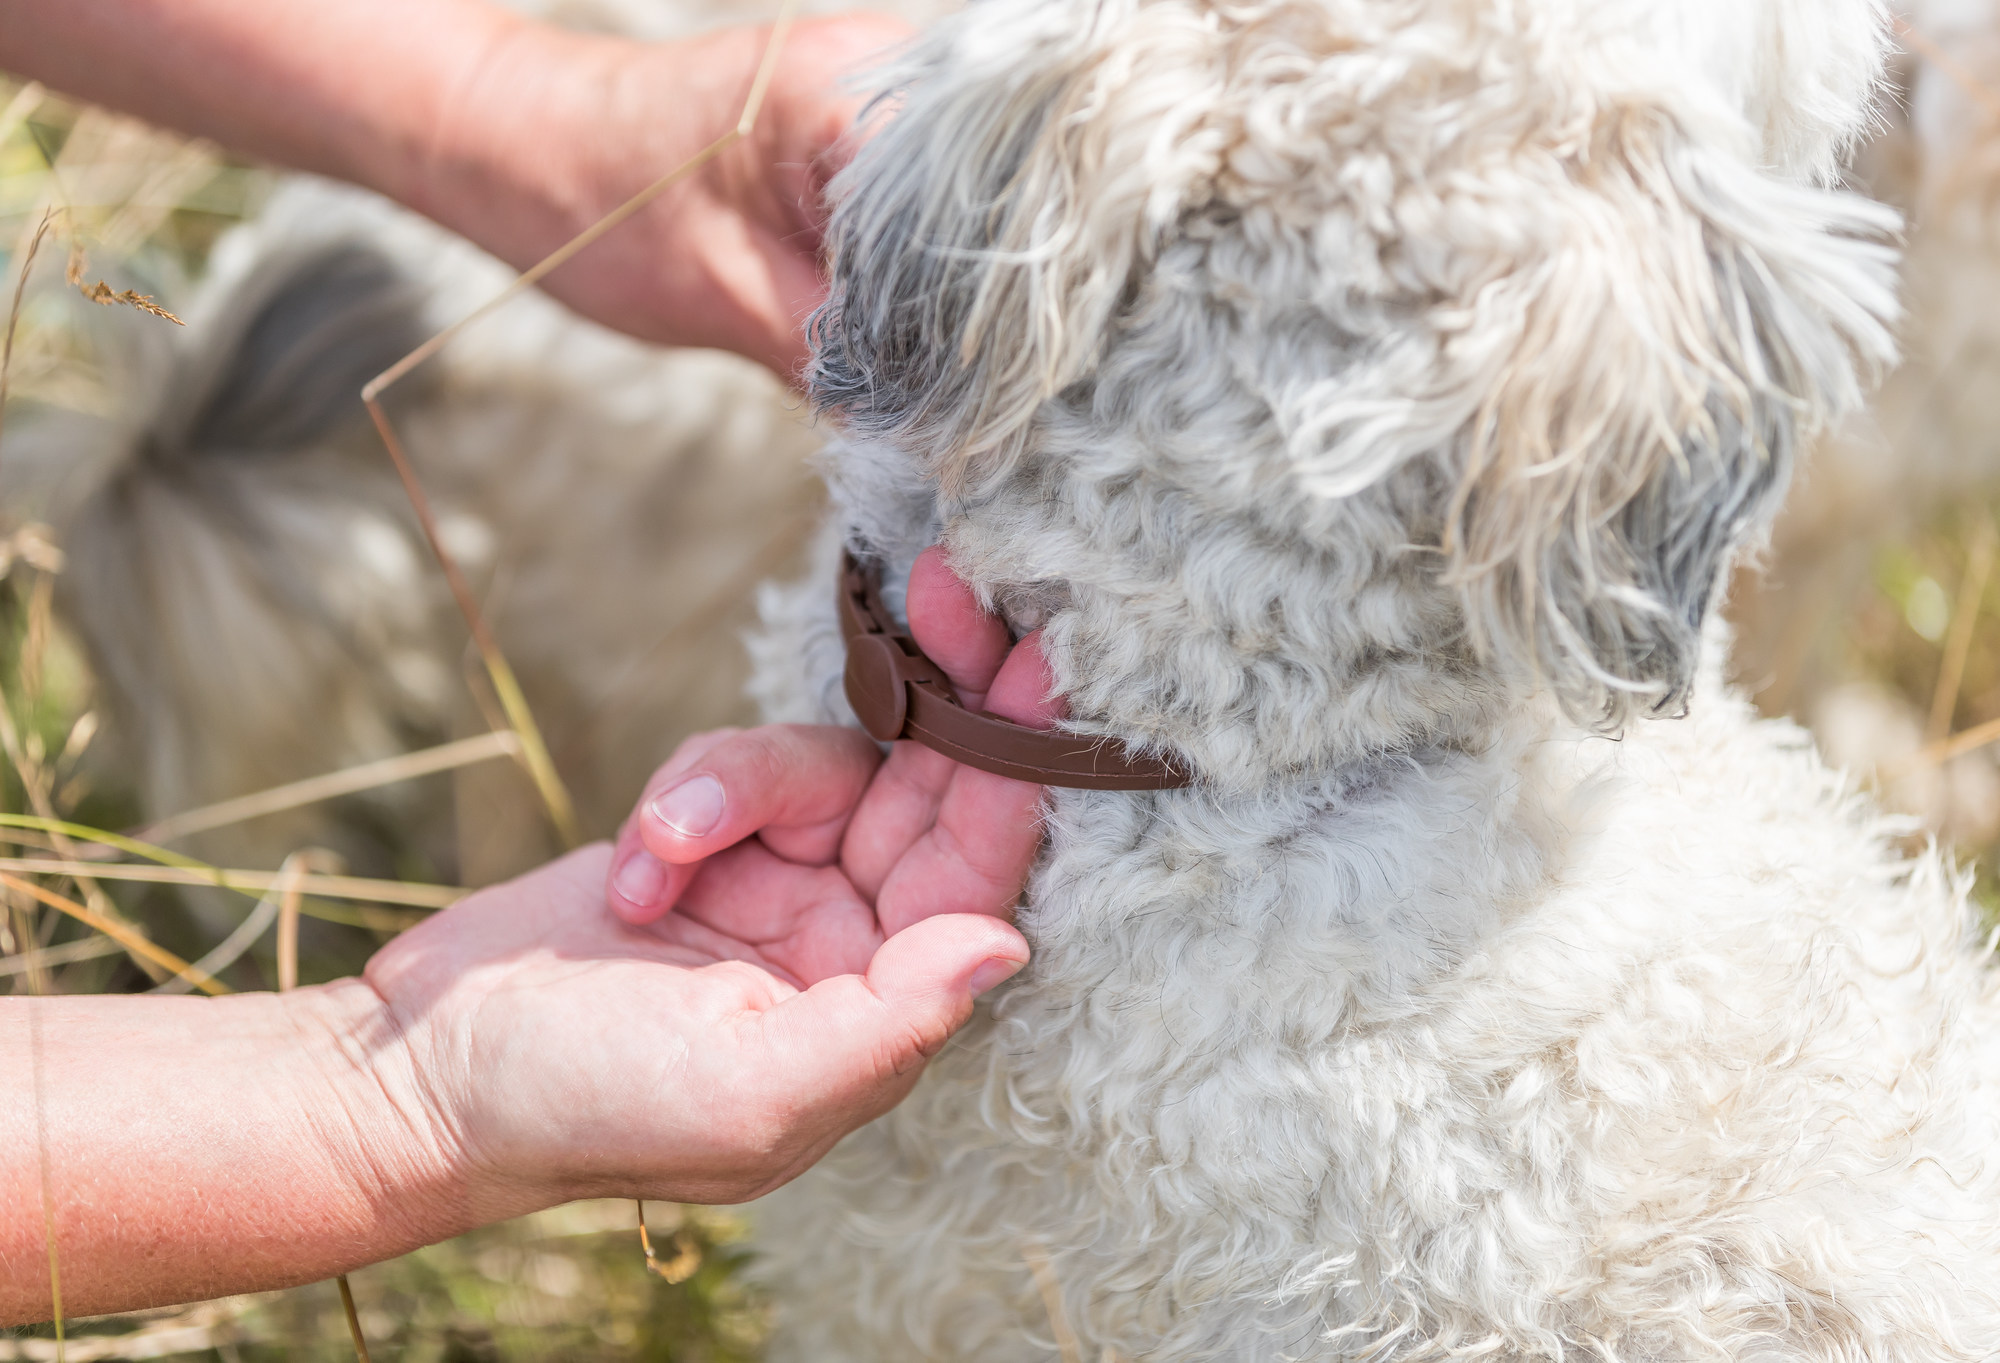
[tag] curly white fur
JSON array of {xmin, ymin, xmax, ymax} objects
[{"xmin": 746, "ymin": 0, "xmax": 2000, "ymax": 1357}]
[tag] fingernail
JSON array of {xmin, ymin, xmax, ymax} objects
[
  {"xmin": 968, "ymin": 957, "xmax": 1025, "ymax": 996},
  {"xmin": 611, "ymin": 850, "xmax": 668, "ymax": 905},
  {"xmin": 649, "ymin": 774, "xmax": 725, "ymax": 838}
]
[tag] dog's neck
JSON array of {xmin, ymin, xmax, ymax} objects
[{"xmin": 831, "ymin": 433, "xmax": 1521, "ymax": 795}]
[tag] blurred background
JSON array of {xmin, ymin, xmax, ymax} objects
[{"xmin": 4, "ymin": 0, "xmax": 2000, "ymax": 1357}]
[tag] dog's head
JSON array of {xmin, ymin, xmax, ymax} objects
[{"xmin": 813, "ymin": 0, "xmax": 1898, "ymax": 776}]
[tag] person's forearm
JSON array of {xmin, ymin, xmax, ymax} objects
[
  {"xmin": 0, "ymin": 981, "xmax": 520, "ymax": 1325},
  {"xmin": 0, "ymin": 0, "xmax": 533, "ymax": 212}
]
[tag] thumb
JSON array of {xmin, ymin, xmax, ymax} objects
[
  {"xmin": 763, "ymin": 914, "xmax": 1029, "ymax": 1125},
  {"xmin": 858, "ymin": 913, "xmax": 1030, "ymax": 1069}
]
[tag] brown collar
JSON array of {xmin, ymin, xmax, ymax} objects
[{"xmin": 838, "ymin": 553, "xmax": 1190, "ymax": 790}]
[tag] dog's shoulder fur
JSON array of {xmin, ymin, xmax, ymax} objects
[{"xmin": 758, "ymin": 642, "xmax": 2000, "ymax": 1359}]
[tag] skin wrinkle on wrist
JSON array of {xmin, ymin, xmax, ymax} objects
[{"xmin": 284, "ymin": 980, "xmax": 519, "ymax": 1247}]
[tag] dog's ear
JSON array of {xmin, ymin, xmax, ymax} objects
[
  {"xmin": 1438, "ymin": 110, "xmax": 1898, "ymax": 723},
  {"xmin": 809, "ymin": 8, "xmax": 1218, "ymax": 492}
]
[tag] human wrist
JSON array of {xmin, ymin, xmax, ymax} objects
[{"xmin": 282, "ymin": 978, "xmax": 549, "ymax": 1248}]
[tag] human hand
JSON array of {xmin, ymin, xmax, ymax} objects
[
  {"xmin": 417, "ymin": 12, "xmax": 911, "ymax": 377},
  {"xmin": 605, "ymin": 546, "xmax": 1061, "ymax": 941},
  {"xmin": 357, "ymin": 549, "xmax": 1053, "ymax": 1210}
]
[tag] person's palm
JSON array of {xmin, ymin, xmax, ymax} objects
[{"xmin": 361, "ymin": 550, "xmax": 1052, "ymax": 1206}]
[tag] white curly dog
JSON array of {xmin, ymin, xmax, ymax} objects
[{"xmin": 746, "ymin": 0, "xmax": 2000, "ymax": 1358}]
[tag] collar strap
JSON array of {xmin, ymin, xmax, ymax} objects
[{"xmin": 838, "ymin": 552, "xmax": 1191, "ymax": 790}]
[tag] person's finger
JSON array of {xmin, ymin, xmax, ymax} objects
[
  {"xmin": 839, "ymin": 548, "xmax": 1018, "ymax": 896},
  {"xmin": 871, "ymin": 631, "xmax": 1062, "ymax": 934},
  {"xmin": 637, "ymin": 723, "xmax": 882, "ymax": 859},
  {"xmin": 980, "ymin": 627, "xmax": 1067, "ymax": 729},
  {"xmin": 671, "ymin": 839, "xmax": 882, "ymax": 983},
  {"xmin": 904, "ymin": 545, "xmax": 1012, "ymax": 712},
  {"xmin": 843, "ymin": 619, "xmax": 1062, "ymax": 910},
  {"xmin": 613, "ymin": 725, "xmax": 880, "ymax": 924},
  {"xmin": 739, "ymin": 913, "xmax": 1029, "ymax": 1178},
  {"xmin": 607, "ymin": 728, "xmax": 743, "ymax": 924}
]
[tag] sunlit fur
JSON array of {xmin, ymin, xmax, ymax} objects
[{"xmin": 747, "ymin": 0, "xmax": 2000, "ymax": 1358}]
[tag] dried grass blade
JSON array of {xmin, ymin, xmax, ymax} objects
[
  {"xmin": 28, "ymin": 997, "xmax": 64, "ymax": 1362},
  {"xmin": 0, "ymin": 813, "xmax": 214, "ymax": 869},
  {"xmin": 0, "ymin": 933, "xmax": 120, "ymax": 979},
  {"xmin": 0, "ymin": 858, "xmax": 463, "ymax": 909},
  {"xmin": 354, "ymin": 0, "xmax": 803, "ymax": 858},
  {"xmin": 256, "ymin": 857, "xmax": 371, "ymax": 1360},
  {"xmin": 0, "ymin": 209, "xmax": 54, "ymax": 475},
  {"xmin": 0, "ymin": 871, "xmax": 223, "ymax": 995},
  {"xmin": 1929, "ymin": 517, "xmax": 1996, "ymax": 743},
  {"xmin": 735, "ymin": 1, "xmax": 800, "ymax": 136},
  {"xmin": 638, "ymin": 1202, "xmax": 703, "ymax": 1284},
  {"xmin": 0, "ymin": 647, "xmax": 169, "ymax": 982},
  {"xmin": 1911, "ymin": 713, "xmax": 2000, "ymax": 771},
  {"xmin": 1022, "ymin": 1241, "xmax": 1084, "ymax": 1363},
  {"xmin": 362, "ymin": 397, "xmax": 580, "ymax": 848},
  {"xmin": 149, "ymin": 852, "xmax": 317, "ymax": 995},
  {"xmin": 277, "ymin": 861, "xmax": 308, "ymax": 994},
  {"xmin": 357, "ymin": 127, "xmax": 740, "ymax": 405},
  {"xmin": 135, "ymin": 730, "xmax": 525, "ymax": 846},
  {"xmin": 63, "ymin": 243, "xmax": 182, "ymax": 323},
  {"xmin": 337, "ymin": 1274, "xmax": 373, "ymax": 1363},
  {"xmin": 4, "ymin": 880, "xmax": 50, "ymax": 995},
  {"xmin": 0, "ymin": 81, "xmax": 46, "ymax": 145},
  {"xmin": 1897, "ymin": 19, "xmax": 2000, "ymax": 124}
]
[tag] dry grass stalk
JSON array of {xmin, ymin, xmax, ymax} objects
[
  {"xmin": 361, "ymin": 410, "xmax": 581, "ymax": 848},
  {"xmin": 0, "ymin": 550, "xmax": 171, "ymax": 982},
  {"xmin": 1908, "ymin": 712, "xmax": 2000, "ymax": 772},
  {"xmin": 0, "ymin": 857, "xmax": 462, "ymax": 910},
  {"xmin": 260, "ymin": 859, "xmax": 373, "ymax": 1363},
  {"xmin": 6, "ymin": 879, "xmax": 51, "ymax": 995},
  {"xmin": 0, "ymin": 209, "xmax": 54, "ymax": 469},
  {"xmin": 1896, "ymin": 19, "xmax": 2000, "ymax": 125},
  {"xmin": 0, "ymin": 932, "xmax": 117, "ymax": 981},
  {"xmin": 62, "ymin": 240, "xmax": 182, "ymax": 325},
  {"xmin": 0, "ymin": 811, "xmax": 222, "ymax": 869},
  {"xmin": 637, "ymin": 1204, "xmax": 703, "ymax": 1285},
  {"xmin": 275, "ymin": 854, "xmax": 318, "ymax": 994},
  {"xmin": 0, "ymin": 933, "xmax": 120, "ymax": 979},
  {"xmin": 336, "ymin": 1275, "xmax": 373, "ymax": 1363},
  {"xmin": 1929, "ymin": 516, "xmax": 1997, "ymax": 743},
  {"xmin": 0, "ymin": 816, "xmax": 435, "ymax": 930},
  {"xmin": 1021, "ymin": 1241, "xmax": 1085, "ymax": 1363},
  {"xmin": 135, "ymin": 729, "xmax": 525, "ymax": 846},
  {"xmin": 357, "ymin": 0, "xmax": 802, "ymax": 858},
  {"xmin": 0, "ymin": 81, "xmax": 46, "ymax": 146},
  {"xmin": 18, "ymin": 558, "xmax": 53, "ymax": 718},
  {"xmin": 0, "ymin": 871, "xmax": 223, "ymax": 995},
  {"xmin": 152, "ymin": 850, "xmax": 328, "ymax": 995},
  {"xmin": 27, "ymin": 996, "xmax": 64, "ymax": 1362}
]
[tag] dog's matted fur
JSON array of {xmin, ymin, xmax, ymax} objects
[{"xmin": 747, "ymin": 0, "xmax": 2000, "ymax": 1358}]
